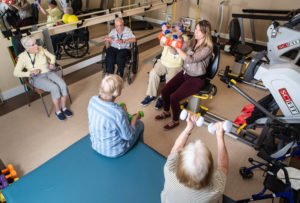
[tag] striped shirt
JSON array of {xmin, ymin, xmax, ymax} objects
[
  {"xmin": 87, "ymin": 96, "xmax": 136, "ymax": 158},
  {"xmin": 161, "ymin": 153, "xmax": 226, "ymax": 203},
  {"xmin": 109, "ymin": 26, "xmax": 135, "ymax": 50}
]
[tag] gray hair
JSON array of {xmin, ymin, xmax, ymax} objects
[
  {"xmin": 99, "ymin": 74, "xmax": 124, "ymax": 100},
  {"xmin": 20, "ymin": 36, "xmax": 36, "ymax": 50},
  {"xmin": 176, "ymin": 140, "xmax": 214, "ymax": 189},
  {"xmin": 114, "ymin": 17, "xmax": 124, "ymax": 25}
]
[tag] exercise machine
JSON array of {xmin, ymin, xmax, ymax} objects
[
  {"xmin": 180, "ymin": 14, "xmax": 300, "ymax": 151},
  {"xmin": 220, "ymin": 13, "xmax": 300, "ymax": 153},
  {"xmin": 219, "ymin": 12, "xmax": 300, "ymax": 91},
  {"xmin": 218, "ymin": 14, "xmax": 300, "ymax": 203}
]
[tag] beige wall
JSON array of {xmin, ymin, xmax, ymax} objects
[
  {"xmin": 146, "ymin": 0, "xmax": 297, "ymax": 41},
  {"xmin": 0, "ymin": 0, "xmax": 298, "ymax": 97},
  {"xmin": 0, "ymin": 36, "xmax": 20, "ymax": 95}
]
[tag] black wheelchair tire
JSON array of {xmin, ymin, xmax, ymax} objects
[
  {"xmin": 131, "ymin": 45, "xmax": 138, "ymax": 74},
  {"xmin": 63, "ymin": 34, "xmax": 89, "ymax": 58},
  {"xmin": 239, "ymin": 167, "xmax": 254, "ymax": 179},
  {"xmin": 101, "ymin": 46, "xmax": 107, "ymax": 77}
]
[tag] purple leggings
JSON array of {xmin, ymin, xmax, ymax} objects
[{"xmin": 161, "ymin": 71, "xmax": 205, "ymax": 121}]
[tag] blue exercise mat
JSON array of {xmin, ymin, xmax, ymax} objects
[{"xmin": 3, "ymin": 136, "xmax": 166, "ymax": 203}]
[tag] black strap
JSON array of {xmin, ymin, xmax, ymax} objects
[
  {"xmin": 117, "ymin": 33, "xmax": 123, "ymax": 40},
  {"xmin": 26, "ymin": 51, "xmax": 36, "ymax": 69}
]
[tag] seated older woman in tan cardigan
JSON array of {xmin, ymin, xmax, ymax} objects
[{"xmin": 13, "ymin": 36, "xmax": 72, "ymax": 121}]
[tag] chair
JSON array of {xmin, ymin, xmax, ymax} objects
[
  {"xmin": 183, "ymin": 43, "xmax": 221, "ymax": 114},
  {"xmin": 228, "ymin": 18, "xmax": 253, "ymax": 56},
  {"xmin": 21, "ymin": 64, "xmax": 72, "ymax": 117},
  {"xmin": 225, "ymin": 18, "xmax": 253, "ymax": 79},
  {"xmin": 101, "ymin": 42, "xmax": 138, "ymax": 84}
]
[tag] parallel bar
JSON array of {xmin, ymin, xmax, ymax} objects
[
  {"xmin": 30, "ymin": 12, "xmax": 121, "ymax": 38},
  {"xmin": 232, "ymin": 13, "xmax": 291, "ymax": 21},
  {"xmin": 242, "ymin": 9, "xmax": 291, "ymax": 14}
]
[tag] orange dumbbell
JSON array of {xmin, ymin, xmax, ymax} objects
[
  {"xmin": 5, "ymin": 170, "xmax": 17, "ymax": 180},
  {"xmin": 1, "ymin": 164, "xmax": 14, "ymax": 175},
  {"xmin": 158, "ymin": 33, "xmax": 171, "ymax": 45},
  {"xmin": 1, "ymin": 164, "xmax": 18, "ymax": 180}
]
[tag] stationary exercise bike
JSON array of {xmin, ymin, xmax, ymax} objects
[
  {"xmin": 223, "ymin": 12, "xmax": 300, "ymax": 90},
  {"xmin": 220, "ymin": 13, "xmax": 300, "ymax": 203}
]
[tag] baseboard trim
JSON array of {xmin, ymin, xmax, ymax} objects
[{"xmin": 2, "ymin": 85, "xmax": 25, "ymax": 101}]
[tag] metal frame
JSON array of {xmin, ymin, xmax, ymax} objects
[{"xmin": 22, "ymin": 66, "xmax": 72, "ymax": 117}]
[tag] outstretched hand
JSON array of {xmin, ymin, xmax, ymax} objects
[
  {"xmin": 185, "ymin": 113, "xmax": 198, "ymax": 131},
  {"xmin": 214, "ymin": 122, "xmax": 225, "ymax": 139}
]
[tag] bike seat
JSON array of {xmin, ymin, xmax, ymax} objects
[
  {"xmin": 198, "ymin": 80, "xmax": 217, "ymax": 96},
  {"xmin": 234, "ymin": 44, "xmax": 253, "ymax": 56}
]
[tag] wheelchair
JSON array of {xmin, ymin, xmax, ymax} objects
[
  {"xmin": 237, "ymin": 142, "xmax": 300, "ymax": 203},
  {"xmin": 54, "ymin": 27, "xmax": 90, "ymax": 60},
  {"xmin": 101, "ymin": 42, "xmax": 138, "ymax": 84}
]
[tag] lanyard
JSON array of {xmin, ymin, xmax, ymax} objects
[
  {"xmin": 117, "ymin": 33, "xmax": 123, "ymax": 40},
  {"xmin": 26, "ymin": 51, "xmax": 36, "ymax": 69}
]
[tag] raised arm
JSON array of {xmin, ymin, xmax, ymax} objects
[
  {"xmin": 170, "ymin": 113, "xmax": 197, "ymax": 154},
  {"xmin": 36, "ymin": 3, "xmax": 48, "ymax": 15},
  {"xmin": 215, "ymin": 122, "xmax": 229, "ymax": 175}
]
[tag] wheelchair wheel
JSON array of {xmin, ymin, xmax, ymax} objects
[
  {"xmin": 131, "ymin": 43, "xmax": 138, "ymax": 74},
  {"xmin": 63, "ymin": 34, "xmax": 89, "ymax": 58},
  {"xmin": 239, "ymin": 167, "xmax": 254, "ymax": 179},
  {"xmin": 127, "ymin": 73, "xmax": 132, "ymax": 85},
  {"xmin": 101, "ymin": 46, "xmax": 107, "ymax": 78}
]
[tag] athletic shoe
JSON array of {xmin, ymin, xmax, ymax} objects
[
  {"xmin": 140, "ymin": 96, "xmax": 156, "ymax": 106},
  {"xmin": 155, "ymin": 97, "xmax": 163, "ymax": 110},
  {"xmin": 55, "ymin": 112, "xmax": 66, "ymax": 121},
  {"xmin": 62, "ymin": 108, "xmax": 73, "ymax": 117}
]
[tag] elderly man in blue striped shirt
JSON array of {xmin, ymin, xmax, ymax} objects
[
  {"xmin": 104, "ymin": 18, "xmax": 136, "ymax": 77},
  {"xmin": 88, "ymin": 74, "xmax": 144, "ymax": 158}
]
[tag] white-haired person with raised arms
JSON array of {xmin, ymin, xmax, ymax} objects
[
  {"xmin": 13, "ymin": 36, "xmax": 73, "ymax": 121},
  {"xmin": 88, "ymin": 74, "xmax": 144, "ymax": 158},
  {"xmin": 161, "ymin": 113, "xmax": 228, "ymax": 203}
]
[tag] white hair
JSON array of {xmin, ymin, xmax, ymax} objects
[
  {"xmin": 181, "ymin": 140, "xmax": 212, "ymax": 182},
  {"xmin": 99, "ymin": 74, "xmax": 124, "ymax": 100},
  {"xmin": 20, "ymin": 36, "xmax": 36, "ymax": 50},
  {"xmin": 115, "ymin": 17, "xmax": 124, "ymax": 25}
]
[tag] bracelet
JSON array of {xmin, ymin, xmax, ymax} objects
[{"xmin": 184, "ymin": 129, "xmax": 192, "ymax": 136}]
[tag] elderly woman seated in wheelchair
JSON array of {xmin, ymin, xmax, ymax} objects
[
  {"xmin": 13, "ymin": 36, "xmax": 73, "ymax": 121},
  {"xmin": 102, "ymin": 18, "xmax": 137, "ymax": 81}
]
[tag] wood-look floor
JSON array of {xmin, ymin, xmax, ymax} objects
[{"xmin": 0, "ymin": 40, "xmax": 281, "ymax": 202}]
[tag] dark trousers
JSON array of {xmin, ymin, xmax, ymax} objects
[
  {"xmin": 161, "ymin": 71, "xmax": 205, "ymax": 121},
  {"xmin": 106, "ymin": 46, "xmax": 131, "ymax": 77},
  {"xmin": 51, "ymin": 33, "xmax": 67, "ymax": 55}
]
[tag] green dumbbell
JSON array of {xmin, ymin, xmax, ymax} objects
[
  {"xmin": 128, "ymin": 111, "xmax": 144, "ymax": 122},
  {"xmin": 119, "ymin": 103, "xmax": 144, "ymax": 121}
]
